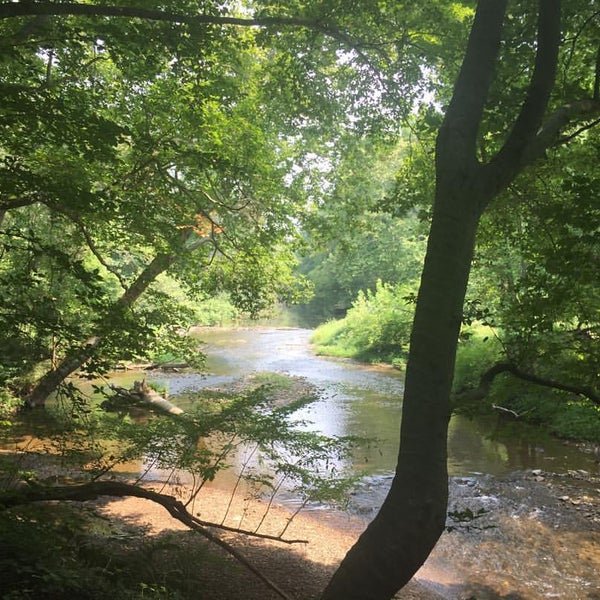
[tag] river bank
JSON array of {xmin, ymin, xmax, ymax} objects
[
  {"xmin": 4, "ymin": 326, "xmax": 600, "ymax": 598},
  {"xmin": 90, "ymin": 466, "xmax": 600, "ymax": 600},
  {"xmin": 3, "ymin": 413, "xmax": 600, "ymax": 597},
  {"xmin": 93, "ymin": 327, "xmax": 600, "ymax": 597},
  {"xmin": 94, "ymin": 483, "xmax": 444, "ymax": 600},
  {"xmin": 3, "ymin": 448, "xmax": 599, "ymax": 598}
]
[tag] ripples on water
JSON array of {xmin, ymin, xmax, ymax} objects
[{"xmin": 152, "ymin": 328, "xmax": 599, "ymax": 479}]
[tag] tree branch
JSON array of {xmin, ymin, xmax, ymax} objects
[
  {"xmin": 454, "ymin": 361, "xmax": 600, "ymax": 405},
  {"xmin": 0, "ymin": 195, "xmax": 45, "ymax": 211},
  {"xmin": 436, "ymin": 0, "xmax": 507, "ymax": 167},
  {"xmin": 555, "ymin": 114, "xmax": 600, "ymax": 145},
  {"xmin": 488, "ymin": 0, "xmax": 561, "ymax": 191},
  {"xmin": 49, "ymin": 206, "xmax": 128, "ymax": 290},
  {"xmin": 0, "ymin": 2, "xmax": 355, "ymax": 50},
  {"xmin": 595, "ymin": 43, "xmax": 600, "ymax": 100},
  {"xmin": 25, "ymin": 248, "xmax": 177, "ymax": 407},
  {"xmin": 0, "ymin": 480, "xmax": 305, "ymax": 600},
  {"xmin": 522, "ymin": 98, "xmax": 600, "ymax": 161}
]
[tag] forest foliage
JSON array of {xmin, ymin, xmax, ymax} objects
[
  {"xmin": 1, "ymin": 1, "xmax": 600, "ymax": 599},
  {"xmin": 1, "ymin": 2, "xmax": 595, "ymax": 423}
]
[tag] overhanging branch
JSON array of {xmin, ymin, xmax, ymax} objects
[
  {"xmin": 1, "ymin": 480, "xmax": 306, "ymax": 600},
  {"xmin": 556, "ymin": 114, "xmax": 600, "ymax": 145},
  {"xmin": 0, "ymin": 2, "xmax": 356, "ymax": 49},
  {"xmin": 49, "ymin": 205, "xmax": 128, "ymax": 290},
  {"xmin": 454, "ymin": 361, "xmax": 600, "ymax": 405}
]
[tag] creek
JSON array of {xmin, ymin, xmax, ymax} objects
[
  {"xmin": 143, "ymin": 327, "xmax": 597, "ymax": 480},
  {"xmin": 136, "ymin": 326, "xmax": 600, "ymax": 599},
  {"xmin": 12, "ymin": 326, "xmax": 598, "ymax": 598}
]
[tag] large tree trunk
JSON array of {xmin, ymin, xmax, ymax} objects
[
  {"xmin": 322, "ymin": 2, "xmax": 561, "ymax": 598},
  {"xmin": 322, "ymin": 196, "xmax": 481, "ymax": 599}
]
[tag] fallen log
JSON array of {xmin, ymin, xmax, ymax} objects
[
  {"xmin": 132, "ymin": 379, "xmax": 184, "ymax": 415},
  {"xmin": 103, "ymin": 379, "xmax": 184, "ymax": 416},
  {"xmin": 144, "ymin": 360, "xmax": 189, "ymax": 371}
]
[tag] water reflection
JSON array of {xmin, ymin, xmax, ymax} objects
[
  {"xmin": 73, "ymin": 327, "xmax": 597, "ymax": 484},
  {"xmin": 184, "ymin": 328, "xmax": 597, "ymax": 478}
]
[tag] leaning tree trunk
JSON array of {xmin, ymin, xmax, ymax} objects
[
  {"xmin": 322, "ymin": 2, "xmax": 562, "ymax": 598},
  {"xmin": 26, "ymin": 252, "xmax": 176, "ymax": 407}
]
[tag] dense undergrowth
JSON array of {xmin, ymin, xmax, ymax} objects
[
  {"xmin": 452, "ymin": 332, "xmax": 600, "ymax": 443},
  {"xmin": 310, "ymin": 281, "xmax": 414, "ymax": 370}
]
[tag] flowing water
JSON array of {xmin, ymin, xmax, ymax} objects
[
  {"xmin": 9, "ymin": 326, "xmax": 600, "ymax": 598},
  {"xmin": 140, "ymin": 327, "xmax": 600, "ymax": 599},
  {"xmin": 147, "ymin": 327, "xmax": 598, "ymax": 479}
]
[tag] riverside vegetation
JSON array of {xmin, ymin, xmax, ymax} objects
[
  {"xmin": 1, "ymin": 2, "xmax": 600, "ymax": 599},
  {"xmin": 310, "ymin": 282, "xmax": 600, "ymax": 445}
]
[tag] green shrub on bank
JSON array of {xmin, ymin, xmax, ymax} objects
[
  {"xmin": 314, "ymin": 287, "xmax": 600, "ymax": 442},
  {"xmin": 490, "ymin": 377, "xmax": 600, "ymax": 442},
  {"xmin": 550, "ymin": 400, "xmax": 600, "ymax": 442},
  {"xmin": 311, "ymin": 318, "xmax": 357, "ymax": 358},
  {"xmin": 194, "ymin": 293, "xmax": 241, "ymax": 326},
  {"xmin": 0, "ymin": 390, "xmax": 22, "ymax": 427},
  {"xmin": 452, "ymin": 327, "xmax": 503, "ymax": 416},
  {"xmin": 0, "ymin": 503, "xmax": 215, "ymax": 599},
  {"xmin": 311, "ymin": 281, "xmax": 415, "ymax": 365},
  {"xmin": 454, "ymin": 334, "xmax": 600, "ymax": 442}
]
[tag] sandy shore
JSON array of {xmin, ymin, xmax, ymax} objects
[
  {"xmin": 90, "ymin": 469, "xmax": 600, "ymax": 599},
  {"xmin": 94, "ymin": 483, "xmax": 446, "ymax": 600}
]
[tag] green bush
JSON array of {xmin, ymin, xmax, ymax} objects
[
  {"xmin": 0, "ymin": 390, "xmax": 22, "ymax": 428},
  {"xmin": 453, "ymin": 327, "xmax": 502, "ymax": 394},
  {"xmin": 470, "ymin": 369, "xmax": 600, "ymax": 442},
  {"xmin": 310, "ymin": 318, "xmax": 358, "ymax": 358},
  {"xmin": 550, "ymin": 400, "xmax": 600, "ymax": 442},
  {"xmin": 0, "ymin": 503, "xmax": 219, "ymax": 599},
  {"xmin": 0, "ymin": 505, "xmax": 122, "ymax": 599},
  {"xmin": 194, "ymin": 293, "xmax": 241, "ymax": 326},
  {"xmin": 311, "ymin": 281, "xmax": 415, "ymax": 364}
]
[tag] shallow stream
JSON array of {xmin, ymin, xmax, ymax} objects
[
  {"xmin": 143, "ymin": 327, "xmax": 600, "ymax": 599},
  {"xmin": 147, "ymin": 327, "xmax": 598, "ymax": 479},
  {"xmin": 13, "ymin": 326, "xmax": 598, "ymax": 598}
]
